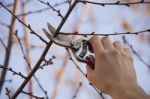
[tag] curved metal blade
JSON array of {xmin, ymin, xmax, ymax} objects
[{"xmin": 71, "ymin": 49, "xmax": 86, "ymax": 63}]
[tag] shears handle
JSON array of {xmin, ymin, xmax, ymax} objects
[{"xmin": 85, "ymin": 55, "xmax": 95, "ymax": 70}]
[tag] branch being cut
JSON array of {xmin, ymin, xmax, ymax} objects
[
  {"xmin": 59, "ymin": 29, "xmax": 150, "ymax": 36},
  {"xmin": 78, "ymin": 0, "xmax": 150, "ymax": 7}
]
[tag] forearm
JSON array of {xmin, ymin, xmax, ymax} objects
[{"xmin": 110, "ymin": 83, "xmax": 150, "ymax": 99}]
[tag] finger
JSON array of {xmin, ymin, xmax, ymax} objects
[
  {"xmin": 89, "ymin": 36, "xmax": 104, "ymax": 56},
  {"xmin": 101, "ymin": 37, "xmax": 114, "ymax": 50},
  {"xmin": 113, "ymin": 41, "xmax": 123, "ymax": 50},
  {"xmin": 124, "ymin": 48, "xmax": 131, "ymax": 55}
]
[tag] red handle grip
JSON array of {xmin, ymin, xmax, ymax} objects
[{"xmin": 86, "ymin": 55, "xmax": 95, "ymax": 70}]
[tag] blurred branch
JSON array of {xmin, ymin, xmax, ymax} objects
[
  {"xmin": 37, "ymin": 0, "xmax": 64, "ymax": 19},
  {"xmin": 0, "ymin": 0, "xmax": 32, "ymax": 9},
  {"xmin": 11, "ymin": 0, "xmax": 78, "ymax": 98},
  {"xmin": 4, "ymin": 79, "xmax": 12, "ymax": 83},
  {"xmin": 0, "ymin": 37, "xmax": 7, "ymax": 49},
  {"xmin": 0, "ymin": 65, "xmax": 27, "ymax": 79},
  {"xmin": 122, "ymin": 36, "xmax": 150, "ymax": 68},
  {"xmin": 0, "ymin": 20, "xmax": 9, "ymax": 28},
  {"xmin": 14, "ymin": 31, "xmax": 49, "ymax": 99},
  {"xmin": 78, "ymin": 0, "xmax": 150, "ymax": 7},
  {"xmin": 72, "ymin": 82, "xmax": 82, "ymax": 99},
  {"xmin": 14, "ymin": 31, "xmax": 31, "ymax": 67},
  {"xmin": 0, "ymin": 2, "xmax": 48, "ymax": 44},
  {"xmin": 18, "ymin": 0, "xmax": 68, "ymax": 17},
  {"xmin": 20, "ymin": 1, "xmax": 33, "ymax": 98},
  {"xmin": 59, "ymin": 29, "xmax": 150, "ymax": 36},
  {"xmin": 0, "ymin": 0, "xmax": 19, "ymax": 93},
  {"xmin": 5, "ymin": 88, "xmax": 11, "ymax": 99},
  {"xmin": 21, "ymin": 91, "xmax": 45, "ymax": 99},
  {"xmin": 51, "ymin": 54, "xmax": 69, "ymax": 99}
]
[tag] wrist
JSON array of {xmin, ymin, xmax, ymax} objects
[{"xmin": 109, "ymin": 83, "xmax": 149, "ymax": 99}]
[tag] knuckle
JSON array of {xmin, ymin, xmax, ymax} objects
[
  {"xmin": 120, "ymin": 51, "xmax": 133, "ymax": 60},
  {"xmin": 101, "ymin": 36, "xmax": 109, "ymax": 42},
  {"xmin": 113, "ymin": 41, "xmax": 120, "ymax": 45},
  {"xmin": 98, "ymin": 51, "xmax": 107, "ymax": 58},
  {"xmin": 110, "ymin": 49, "xmax": 120, "ymax": 56}
]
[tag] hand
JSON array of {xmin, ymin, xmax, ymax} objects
[{"xmin": 87, "ymin": 36, "xmax": 137, "ymax": 96}]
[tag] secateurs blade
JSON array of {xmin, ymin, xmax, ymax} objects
[{"xmin": 43, "ymin": 23, "xmax": 95, "ymax": 70}]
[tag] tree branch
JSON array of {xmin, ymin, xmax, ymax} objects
[
  {"xmin": 11, "ymin": 0, "xmax": 78, "ymax": 98},
  {"xmin": 0, "ymin": 65, "xmax": 27, "ymax": 79},
  {"xmin": 59, "ymin": 29, "xmax": 150, "ymax": 36},
  {"xmin": 78, "ymin": 0, "xmax": 150, "ymax": 7},
  {"xmin": 21, "ymin": 91, "xmax": 45, "ymax": 99},
  {"xmin": 122, "ymin": 36, "xmax": 150, "ymax": 68},
  {"xmin": 0, "ymin": 37, "xmax": 7, "ymax": 49},
  {"xmin": 14, "ymin": 31, "xmax": 49, "ymax": 99},
  {"xmin": 5, "ymin": 88, "xmax": 11, "ymax": 99},
  {"xmin": 17, "ymin": 0, "xmax": 68, "ymax": 17},
  {"xmin": 72, "ymin": 82, "xmax": 82, "ymax": 99},
  {"xmin": 0, "ymin": 2, "xmax": 48, "ymax": 44},
  {"xmin": 0, "ymin": 0, "xmax": 19, "ymax": 93},
  {"xmin": 37, "ymin": 0, "xmax": 64, "ymax": 19},
  {"xmin": 67, "ymin": 49, "xmax": 105, "ymax": 99},
  {"xmin": 0, "ymin": 20, "xmax": 9, "ymax": 28}
]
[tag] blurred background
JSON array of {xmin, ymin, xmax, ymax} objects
[{"xmin": 0, "ymin": 0, "xmax": 150, "ymax": 99}]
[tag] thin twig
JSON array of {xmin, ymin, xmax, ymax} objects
[
  {"xmin": 122, "ymin": 36, "xmax": 150, "ymax": 68},
  {"xmin": 4, "ymin": 79, "xmax": 12, "ymax": 83},
  {"xmin": 37, "ymin": 0, "xmax": 64, "ymax": 19},
  {"xmin": 39, "ymin": 57, "xmax": 54, "ymax": 69},
  {"xmin": 11, "ymin": 0, "xmax": 78, "ymax": 98},
  {"xmin": 78, "ymin": 0, "xmax": 150, "ymax": 7},
  {"xmin": 0, "ymin": 2, "xmax": 48, "ymax": 44},
  {"xmin": 67, "ymin": 49, "xmax": 104, "ymax": 99},
  {"xmin": 20, "ymin": 1, "xmax": 33, "ymax": 98},
  {"xmin": 22, "ymin": 91, "xmax": 45, "ymax": 99},
  {"xmin": 18, "ymin": 0, "xmax": 68, "ymax": 17},
  {"xmin": 14, "ymin": 31, "xmax": 49, "ymax": 99},
  {"xmin": 0, "ymin": 20, "xmax": 9, "ymax": 28},
  {"xmin": 0, "ymin": 64, "xmax": 27, "ymax": 79},
  {"xmin": 5, "ymin": 88, "xmax": 11, "ymax": 99},
  {"xmin": 0, "ymin": 37, "xmax": 7, "ymax": 49},
  {"xmin": 72, "ymin": 82, "xmax": 82, "ymax": 99}
]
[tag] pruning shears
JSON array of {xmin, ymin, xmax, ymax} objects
[{"xmin": 43, "ymin": 23, "xmax": 95, "ymax": 70}]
